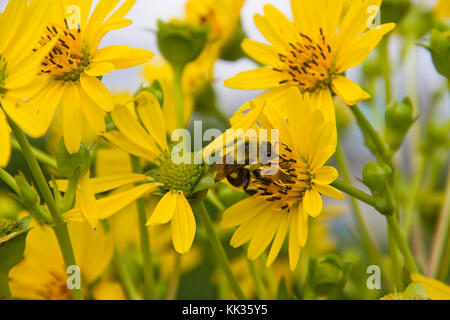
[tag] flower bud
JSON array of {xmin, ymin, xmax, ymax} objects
[
  {"xmin": 310, "ymin": 255, "xmax": 349, "ymax": 296},
  {"xmin": 56, "ymin": 140, "xmax": 90, "ymax": 178},
  {"xmin": 157, "ymin": 20, "xmax": 210, "ymax": 70},
  {"xmin": 422, "ymin": 29, "xmax": 450, "ymax": 81},
  {"xmin": 385, "ymin": 98, "xmax": 415, "ymax": 151},
  {"xmin": 0, "ymin": 216, "xmax": 31, "ymax": 271},
  {"xmin": 420, "ymin": 121, "xmax": 450, "ymax": 154},
  {"xmin": 380, "ymin": 0, "xmax": 411, "ymax": 24},
  {"xmin": 363, "ymin": 161, "xmax": 391, "ymax": 195},
  {"xmin": 15, "ymin": 174, "xmax": 39, "ymax": 207},
  {"xmin": 221, "ymin": 21, "xmax": 246, "ymax": 61}
]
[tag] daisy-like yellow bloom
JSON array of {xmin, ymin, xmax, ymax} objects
[
  {"xmin": 0, "ymin": 0, "xmax": 57, "ymax": 167},
  {"xmin": 143, "ymin": 57, "xmax": 208, "ymax": 132},
  {"xmin": 435, "ymin": 0, "xmax": 450, "ymax": 20},
  {"xmin": 185, "ymin": 0, "xmax": 245, "ymax": 72},
  {"xmin": 220, "ymin": 87, "xmax": 345, "ymax": 270},
  {"xmin": 28, "ymin": 0, "xmax": 154, "ymax": 154},
  {"xmin": 9, "ymin": 220, "xmax": 113, "ymax": 300},
  {"xmin": 411, "ymin": 274, "xmax": 450, "ymax": 300},
  {"xmin": 225, "ymin": 0, "xmax": 395, "ymax": 123}
]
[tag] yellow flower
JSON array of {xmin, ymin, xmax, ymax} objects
[
  {"xmin": 220, "ymin": 87, "xmax": 345, "ymax": 270},
  {"xmin": 143, "ymin": 57, "xmax": 206, "ymax": 132},
  {"xmin": 0, "ymin": 0, "xmax": 56, "ymax": 167},
  {"xmin": 435, "ymin": 0, "xmax": 450, "ymax": 20},
  {"xmin": 411, "ymin": 274, "xmax": 450, "ymax": 300},
  {"xmin": 185, "ymin": 0, "xmax": 245, "ymax": 72},
  {"xmin": 28, "ymin": 0, "xmax": 154, "ymax": 154},
  {"xmin": 224, "ymin": 0, "xmax": 395, "ymax": 123},
  {"xmin": 9, "ymin": 220, "xmax": 113, "ymax": 300}
]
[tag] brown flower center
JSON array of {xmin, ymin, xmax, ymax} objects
[
  {"xmin": 274, "ymin": 27, "xmax": 334, "ymax": 92},
  {"xmin": 37, "ymin": 21, "xmax": 90, "ymax": 82},
  {"xmin": 246, "ymin": 143, "xmax": 312, "ymax": 211}
]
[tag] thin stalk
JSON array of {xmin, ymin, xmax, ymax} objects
[
  {"xmin": 206, "ymin": 189, "xmax": 226, "ymax": 212},
  {"xmin": 247, "ymin": 259, "xmax": 268, "ymax": 300},
  {"xmin": 427, "ymin": 172, "xmax": 450, "ymax": 277},
  {"xmin": 173, "ymin": 65, "xmax": 185, "ymax": 128},
  {"xmin": 0, "ymin": 271, "xmax": 12, "ymax": 300},
  {"xmin": 9, "ymin": 119, "xmax": 83, "ymax": 300},
  {"xmin": 350, "ymin": 105, "xmax": 391, "ymax": 165},
  {"xmin": 194, "ymin": 201, "xmax": 246, "ymax": 300},
  {"xmin": 130, "ymin": 155, "xmax": 155, "ymax": 300},
  {"xmin": 386, "ymin": 215, "xmax": 419, "ymax": 274},
  {"xmin": 11, "ymin": 138, "xmax": 57, "ymax": 169},
  {"xmin": 166, "ymin": 254, "xmax": 182, "ymax": 300},
  {"xmin": 379, "ymin": 38, "xmax": 392, "ymax": 105},
  {"xmin": 335, "ymin": 145, "xmax": 391, "ymax": 289},
  {"xmin": 331, "ymin": 180, "xmax": 377, "ymax": 208},
  {"xmin": 0, "ymin": 168, "xmax": 19, "ymax": 194},
  {"xmin": 113, "ymin": 248, "xmax": 138, "ymax": 300},
  {"xmin": 388, "ymin": 225, "xmax": 403, "ymax": 291}
]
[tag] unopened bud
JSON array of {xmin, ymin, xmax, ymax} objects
[{"xmin": 385, "ymin": 98, "xmax": 415, "ymax": 151}]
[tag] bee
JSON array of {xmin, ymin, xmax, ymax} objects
[{"xmin": 210, "ymin": 140, "xmax": 276, "ymax": 195}]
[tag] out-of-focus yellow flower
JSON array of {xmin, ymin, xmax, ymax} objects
[
  {"xmin": 143, "ymin": 57, "xmax": 207, "ymax": 132},
  {"xmin": 225, "ymin": 0, "xmax": 395, "ymax": 125},
  {"xmin": 435, "ymin": 0, "xmax": 450, "ymax": 20},
  {"xmin": 220, "ymin": 88, "xmax": 344, "ymax": 271},
  {"xmin": 0, "ymin": 0, "xmax": 55, "ymax": 167},
  {"xmin": 27, "ymin": 0, "xmax": 154, "ymax": 154},
  {"xmin": 92, "ymin": 282, "xmax": 126, "ymax": 300},
  {"xmin": 185, "ymin": 0, "xmax": 245, "ymax": 71},
  {"xmin": 9, "ymin": 220, "xmax": 113, "ymax": 300},
  {"xmin": 411, "ymin": 274, "xmax": 450, "ymax": 300}
]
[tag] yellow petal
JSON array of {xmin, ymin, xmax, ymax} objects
[
  {"xmin": 253, "ymin": 13, "xmax": 286, "ymax": 49},
  {"xmin": 80, "ymin": 74, "xmax": 114, "ymax": 112},
  {"xmin": 147, "ymin": 191, "xmax": 178, "ymax": 226},
  {"xmin": 1, "ymin": 99, "xmax": 46, "ymax": 138},
  {"xmin": 332, "ymin": 76, "xmax": 371, "ymax": 105},
  {"xmin": 221, "ymin": 198, "xmax": 268, "ymax": 229},
  {"xmin": 267, "ymin": 212, "xmax": 290, "ymax": 267},
  {"xmin": 241, "ymin": 39, "xmax": 278, "ymax": 66},
  {"xmin": 85, "ymin": 62, "xmax": 115, "ymax": 77},
  {"xmin": 314, "ymin": 184, "xmax": 346, "ymax": 201},
  {"xmin": 303, "ymin": 188, "xmax": 323, "ymax": 218},
  {"xmin": 93, "ymin": 45, "xmax": 154, "ymax": 69},
  {"xmin": 171, "ymin": 192, "xmax": 196, "ymax": 254},
  {"xmin": 411, "ymin": 274, "xmax": 450, "ymax": 300},
  {"xmin": 135, "ymin": 91, "xmax": 168, "ymax": 153},
  {"xmin": 103, "ymin": 131, "xmax": 157, "ymax": 162},
  {"xmin": 0, "ymin": 110, "xmax": 11, "ymax": 167},
  {"xmin": 247, "ymin": 210, "xmax": 280, "ymax": 260},
  {"xmin": 62, "ymin": 84, "xmax": 82, "ymax": 154},
  {"xmin": 313, "ymin": 166, "xmax": 339, "ymax": 184},
  {"xmin": 288, "ymin": 211, "xmax": 301, "ymax": 271},
  {"xmin": 224, "ymin": 67, "xmax": 287, "ymax": 90},
  {"xmin": 77, "ymin": 173, "xmax": 99, "ymax": 229},
  {"xmin": 295, "ymin": 204, "xmax": 308, "ymax": 247}
]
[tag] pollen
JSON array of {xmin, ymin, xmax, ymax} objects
[
  {"xmin": 274, "ymin": 28, "xmax": 334, "ymax": 92},
  {"xmin": 246, "ymin": 143, "xmax": 312, "ymax": 211},
  {"xmin": 37, "ymin": 21, "xmax": 90, "ymax": 82}
]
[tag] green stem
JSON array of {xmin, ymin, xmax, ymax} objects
[
  {"xmin": 173, "ymin": 65, "xmax": 185, "ymax": 128},
  {"xmin": 166, "ymin": 254, "xmax": 181, "ymax": 300},
  {"xmin": 130, "ymin": 155, "xmax": 155, "ymax": 300},
  {"xmin": 0, "ymin": 270, "xmax": 12, "ymax": 300},
  {"xmin": 194, "ymin": 201, "xmax": 246, "ymax": 300},
  {"xmin": 388, "ymin": 225, "xmax": 403, "ymax": 291},
  {"xmin": 247, "ymin": 259, "xmax": 267, "ymax": 300},
  {"xmin": 427, "ymin": 172, "xmax": 450, "ymax": 277},
  {"xmin": 331, "ymin": 180, "xmax": 377, "ymax": 208},
  {"xmin": 350, "ymin": 105, "xmax": 391, "ymax": 164},
  {"xmin": 379, "ymin": 38, "xmax": 392, "ymax": 105},
  {"xmin": 9, "ymin": 119, "xmax": 83, "ymax": 300},
  {"xmin": 0, "ymin": 168, "xmax": 19, "ymax": 194},
  {"xmin": 335, "ymin": 145, "xmax": 392, "ymax": 290},
  {"xmin": 206, "ymin": 189, "xmax": 226, "ymax": 212},
  {"xmin": 113, "ymin": 248, "xmax": 138, "ymax": 300},
  {"xmin": 11, "ymin": 138, "xmax": 57, "ymax": 169},
  {"xmin": 386, "ymin": 215, "xmax": 419, "ymax": 274}
]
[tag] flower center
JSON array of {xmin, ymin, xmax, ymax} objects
[
  {"xmin": 246, "ymin": 143, "xmax": 312, "ymax": 211},
  {"xmin": 151, "ymin": 155, "xmax": 205, "ymax": 196},
  {"xmin": 274, "ymin": 27, "xmax": 334, "ymax": 92},
  {"xmin": 36, "ymin": 271, "xmax": 73, "ymax": 300},
  {"xmin": 37, "ymin": 23, "xmax": 90, "ymax": 82}
]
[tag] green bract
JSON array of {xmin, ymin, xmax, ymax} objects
[{"xmin": 56, "ymin": 140, "xmax": 90, "ymax": 178}]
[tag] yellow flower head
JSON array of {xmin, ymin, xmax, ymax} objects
[
  {"xmin": 28, "ymin": 0, "xmax": 154, "ymax": 154},
  {"xmin": 220, "ymin": 87, "xmax": 345, "ymax": 270},
  {"xmin": 225, "ymin": 0, "xmax": 395, "ymax": 121},
  {"xmin": 411, "ymin": 274, "xmax": 450, "ymax": 300},
  {"xmin": 9, "ymin": 220, "xmax": 113, "ymax": 300},
  {"xmin": 0, "ymin": 0, "xmax": 56, "ymax": 167}
]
